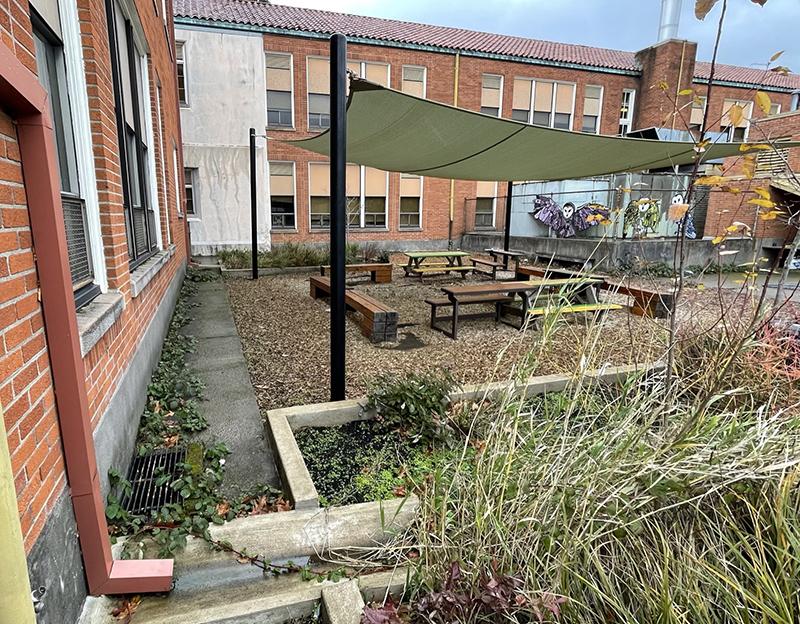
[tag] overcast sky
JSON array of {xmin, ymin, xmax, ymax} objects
[{"xmin": 276, "ymin": 0, "xmax": 799, "ymax": 71}]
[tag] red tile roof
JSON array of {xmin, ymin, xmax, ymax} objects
[
  {"xmin": 174, "ymin": 0, "xmax": 800, "ymax": 90},
  {"xmin": 694, "ymin": 61, "xmax": 800, "ymax": 90}
]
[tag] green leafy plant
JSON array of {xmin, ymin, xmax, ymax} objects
[
  {"xmin": 217, "ymin": 242, "xmax": 369, "ymax": 270},
  {"xmin": 366, "ymin": 370, "xmax": 457, "ymax": 445}
]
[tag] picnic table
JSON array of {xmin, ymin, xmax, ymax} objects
[
  {"xmin": 431, "ymin": 278, "xmax": 616, "ymax": 339},
  {"xmin": 486, "ymin": 248, "xmax": 526, "ymax": 271},
  {"xmin": 402, "ymin": 250, "xmax": 473, "ymax": 281}
]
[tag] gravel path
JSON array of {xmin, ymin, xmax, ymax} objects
[{"xmin": 225, "ymin": 267, "xmax": 668, "ymax": 412}]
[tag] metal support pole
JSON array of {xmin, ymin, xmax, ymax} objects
[
  {"xmin": 249, "ymin": 127, "xmax": 257, "ymax": 280},
  {"xmin": 330, "ymin": 34, "xmax": 347, "ymax": 401},
  {"xmin": 503, "ymin": 180, "xmax": 513, "ymax": 269}
]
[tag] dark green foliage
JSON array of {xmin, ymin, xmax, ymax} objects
[
  {"xmin": 136, "ymin": 280, "xmax": 207, "ymax": 454},
  {"xmin": 217, "ymin": 242, "xmax": 382, "ymax": 270},
  {"xmin": 366, "ymin": 370, "xmax": 457, "ymax": 445}
]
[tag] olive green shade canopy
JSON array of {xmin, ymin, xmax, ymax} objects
[{"xmin": 287, "ymin": 79, "xmax": 798, "ymax": 182}]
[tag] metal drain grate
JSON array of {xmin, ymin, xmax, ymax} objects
[{"xmin": 121, "ymin": 448, "xmax": 187, "ymax": 517}]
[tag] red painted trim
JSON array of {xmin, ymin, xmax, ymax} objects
[{"xmin": 1, "ymin": 41, "xmax": 172, "ymax": 595}]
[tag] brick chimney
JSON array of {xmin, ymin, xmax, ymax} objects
[{"xmin": 635, "ymin": 39, "xmax": 697, "ymax": 131}]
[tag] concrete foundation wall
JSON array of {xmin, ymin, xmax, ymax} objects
[
  {"xmin": 93, "ymin": 264, "xmax": 185, "ymax": 497},
  {"xmin": 462, "ymin": 232, "xmax": 780, "ymax": 269},
  {"xmin": 177, "ymin": 26, "xmax": 269, "ymax": 256}
]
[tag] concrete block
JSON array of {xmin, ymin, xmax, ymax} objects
[
  {"xmin": 321, "ymin": 580, "xmax": 364, "ymax": 624},
  {"xmin": 267, "ymin": 411, "xmax": 319, "ymax": 509},
  {"xmin": 358, "ymin": 568, "xmax": 410, "ymax": 605},
  {"xmin": 271, "ymin": 399, "xmax": 371, "ymax": 430}
]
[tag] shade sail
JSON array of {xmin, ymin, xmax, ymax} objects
[{"xmin": 288, "ymin": 79, "xmax": 800, "ymax": 182}]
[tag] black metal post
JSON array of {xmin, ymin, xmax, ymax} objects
[
  {"xmin": 249, "ymin": 127, "xmax": 257, "ymax": 280},
  {"xmin": 330, "ymin": 34, "xmax": 347, "ymax": 401},
  {"xmin": 503, "ymin": 180, "xmax": 513, "ymax": 269}
]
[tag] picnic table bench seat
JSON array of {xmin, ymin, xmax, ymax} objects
[
  {"xmin": 425, "ymin": 293, "xmax": 514, "ymax": 338},
  {"xmin": 601, "ymin": 282, "xmax": 673, "ymax": 318},
  {"xmin": 471, "ymin": 257, "xmax": 505, "ymax": 279},
  {"xmin": 526, "ymin": 302, "xmax": 623, "ymax": 317},
  {"xmin": 309, "ymin": 275, "xmax": 398, "ymax": 342},
  {"xmin": 319, "ymin": 262, "xmax": 392, "ymax": 283}
]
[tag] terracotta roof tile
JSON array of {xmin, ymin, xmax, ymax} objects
[{"xmin": 174, "ymin": 0, "xmax": 800, "ymax": 90}]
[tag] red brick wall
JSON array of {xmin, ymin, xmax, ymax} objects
[
  {"xmin": 635, "ymin": 40, "xmax": 697, "ymax": 130},
  {"xmin": 1, "ymin": 0, "xmax": 186, "ymax": 553},
  {"xmin": 265, "ymin": 34, "xmax": 644, "ymax": 245}
]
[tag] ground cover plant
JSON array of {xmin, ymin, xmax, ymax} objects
[{"xmin": 217, "ymin": 242, "xmax": 382, "ymax": 269}]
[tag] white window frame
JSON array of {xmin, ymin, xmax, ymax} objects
[
  {"xmin": 308, "ymin": 161, "xmax": 330, "ymax": 230},
  {"xmin": 480, "ymin": 73, "xmax": 503, "ymax": 117},
  {"xmin": 155, "ymin": 82, "xmax": 170, "ymax": 244},
  {"xmin": 350, "ymin": 59, "xmax": 390, "ymax": 85},
  {"xmin": 140, "ymin": 58, "xmax": 163, "ymax": 250},
  {"xmin": 475, "ymin": 183, "xmax": 498, "ymax": 229},
  {"xmin": 268, "ymin": 160, "xmax": 296, "ymax": 230},
  {"xmin": 183, "ymin": 166, "xmax": 198, "ymax": 218},
  {"xmin": 266, "ymin": 51, "xmax": 294, "ymax": 129},
  {"xmin": 399, "ymin": 173, "xmax": 423, "ymax": 230},
  {"xmin": 582, "ymin": 84, "xmax": 604, "ymax": 134},
  {"xmin": 401, "ymin": 64, "xmax": 426, "ymax": 98},
  {"xmin": 512, "ymin": 78, "xmax": 576, "ymax": 129},
  {"xmin": 619, "ymin": 88, "xmax": 636, "ymax": 135},
  {"xmin": 306, "ymin": 55, "xmax": 330, "ymax": 130},
  {"xmin": 769, "ymin": 102, "xmax": 781, "ymax": 116},
  {"xmin": 172, "ymin": 143, "xmax": 185, "ymax": 219},
  {"xmin": 721, "ymin": 99, "xmax": 753, "ymax": 142},
  {"xmin": 176, "ymin": 40, "xmax": 188, "ymax": 107},
  {"xmin": 357, "ymin": 165, "xmax": 388, "ymax": 229},
  {"xmin": 58, "ymin": 0, "xmax": 108, "ymax": 291}
]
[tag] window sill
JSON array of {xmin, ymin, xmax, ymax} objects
[
  {"xmin": 399, "ymin": 227, "xmax": 423, "ymax": 232},
  {"xmin": 267, "ymin": 126, "xmax": 296, "ymax": 132},
  {"xmin": 76, "ymin": 290, "xmax": 125, "ymax": 357},
  {"xmin": 271, "ymin": 228, "xmax": 298, "ymax": 233},
  {"xmin": 130, "ymin": 245, "xmax": 175, "ymax": 299}
]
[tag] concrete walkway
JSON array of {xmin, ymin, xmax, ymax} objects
[{"xmin": 184, "ymin": 280, "xmax": 279, "ymax": 494}]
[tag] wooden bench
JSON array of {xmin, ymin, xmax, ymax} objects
[
  {"xmin": 309, "ymin": 276, "xmax": 398, "ymax": 342},
  {"xmin": 471, "ymin": 257, "xmax": 505, "ymax": 279},
  {"xmin": 601, "ymin": 283, "xmax": 673, "ymax": 318},
  {"xmin": 319, "ymin": 262, "xmax": 392, "ymax": 284},
  {"xmin": 409, "ymin": 265, "xmax": 473, "ymax": 283},
  {"xmin": 532, "ymin": 253, "xmax": 594, "ymax": 272},
  {"xmin": 424, "ymin": 294, "xmax": 514, "ymax": 337}
]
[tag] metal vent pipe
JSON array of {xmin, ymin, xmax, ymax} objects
[{"xmin": 658, "ymin": 0, "xmax": 682, "ymax": 42}]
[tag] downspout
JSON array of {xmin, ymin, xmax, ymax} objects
[
  {"xmin": 1, "ymin": 41, "xmax": 173, "ymax": 596},
  {"xmin": 0, "ymin": 404, "xmax": 37, "ymax": 624},
  {"xmin": 447, "ymin": 51, "xmax": 460, "ymax": 249}
]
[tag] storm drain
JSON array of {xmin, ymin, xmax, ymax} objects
[{"xmin": 121, "ymin": 448, "xmax": 186, "ymax": 517}]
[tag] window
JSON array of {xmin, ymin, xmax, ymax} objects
[
  {"xmin": 347, "ymin": 59, "xmax": 390, "ymax": 86},
  {"xmin": 475, "ymin": 181, "xmax": 497, "ymax": 229},
  {"xmin": 266, "ymin": 53, "xmax": 293, "ymax": 128},
  {"xmin": 33, "ymin": 16, "xmax": 100, "ymax": 305},
  {"xmin": 176, "ymin": 41, "xmax": 187, "ymax": 106},
  {"xmin": 721, "ymin": 99, "xmax": 752, "ymax": 142},
  {"xmin": 480, "ymin": 74, "xmax": 503, "ymax": 117},
  {"xmin": 399, "ymin": 174, "xmax": 422, "ymax": 228},
  {"xmin": 307, "ymin": 57, "xmax": 330, "ymax": 129},
  {"xmin": 268, "ymin": 162, "xmax": 295, "ymax": 228},
  {"xmin": 511, "ymin": 79, "xmax": 574, "ymax": 128},
  {"xmin": 689, "ymin": 96, "xmax": 706, "ymax": 132},
  {"xmin": 184, "ymin": 167, "xmax": 196, "ymax": 215},
  {"xmin": 769, "ymin": 102, "xmax": 781, "ymax": 116},
  {"xmin": 172, "ymin": 143, "xmax": 182, "ymax": 217},
  {"xmin": 618, "ymin": 89, "xmax": 636, "ymax": 135},
  {"xmin": 106, "ymin": 0, "xmax": 158, "ymax": 265},
  {"xmin": 581, "ymin": 85, "xmax": 603, "ymax": 134},
  {"xmin": 309, "ymin": 162, "xmax": 387, "ymax": 229},
  {"xmin": 401, "ymin": 65, "xmax": 426, "ymax": 97},
  {"xmin": 309, "ymin": 162, "xmax": 330, "ymax": 228}
]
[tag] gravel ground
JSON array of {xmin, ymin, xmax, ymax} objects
[{"xmin": 225, "ymin": 265, "xmax": 671, "ymax": 411}]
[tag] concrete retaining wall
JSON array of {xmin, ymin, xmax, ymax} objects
[{"xmin": 461, "ymin": 233, "xmax": 782, "ymax": 270}]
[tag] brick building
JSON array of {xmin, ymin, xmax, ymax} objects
[
  {"xmin": 1, "ymin": 0, "xmax": 187, "ymax": 617},
  {"xmin": 173, "ymin": 0, "xmax": 800, "ymax": 256}
]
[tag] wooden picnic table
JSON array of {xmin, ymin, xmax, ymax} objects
[
  {"xmin": 486, "ymin": 248, "xmax": 525, "ymax": 271},
  {"xmin": 436, "ymin": 278, "xmax": 604, "ymax": 338},
  {"xmin": 403, "ymin": 250, "xmax": 472, "ymax": 280}
]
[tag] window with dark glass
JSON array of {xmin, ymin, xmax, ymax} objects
[
  {"xmin": 33, "ymin": 15, "xmax": 100, "ymax": 307},
  {"xmin": 266, "ymin": 53, "xmax": 292, "ymax": 128},
  {"xmin": 184, "ymin": 167, "xmax": 196, "ymax": 215},
  {"xmin": 105, "ymin": 0, "xmax": 157, "ymax": 266},
  {"xmin": 475, "ymin": 181, "xmax": 496, "ymax": 229},
  {"xmin": 176, "ymin": 41, "xmax": 187, "ymax": 106},
  {"xmin": 268, "ymin": 162, "xmax": 295, "ymax": 228},
  {"xmin": 399, "ymin": 174, "xmax": 422, "ymax": 228}
]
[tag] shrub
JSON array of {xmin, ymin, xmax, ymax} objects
[
  {"xmin": 217, "ymin": 242, "xmax": 373, "ymax": 270},
  {"xmin": 366, "ymin": 370, "xmax": 457, "ymax": 445}
]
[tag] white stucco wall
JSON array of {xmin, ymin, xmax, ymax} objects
[{"xmin": 177, "ymin": 26, "xmax": 270, "ymax": 256}]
